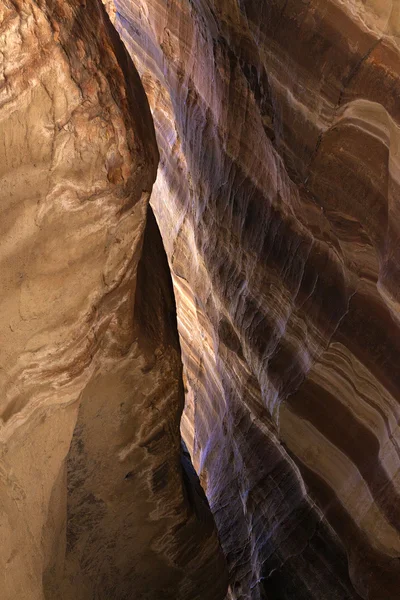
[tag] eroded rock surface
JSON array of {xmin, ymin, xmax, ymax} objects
[
  {"xmin": 111, "ymin": 1, "xmax": 400, "ymax": 598},
  {"xmin": 0, "ymin": 1, "xmax": 227, "ymax": 599}
]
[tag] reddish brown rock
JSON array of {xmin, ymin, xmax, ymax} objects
[
  {"xmin": 110, "ymin": 1, "xmax": 400, "ymax": 598},
  {"xmin": 0, "ymin": 1, "xmax": 227, "ymax": 599}
]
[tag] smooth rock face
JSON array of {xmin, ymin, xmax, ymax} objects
[
  {"xmin": 0, "ymin": 1, "xmax": 227, "ymax": 599},
  {"xmin": 111, "ymin": 1, "xmax": 400, "ymax": 598}
]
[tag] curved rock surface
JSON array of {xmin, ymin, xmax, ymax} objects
[
  {"xmin": 111, "ymin": 1, "xmax": 400, "ymax": 598},
  {"xmin": 0, "ymin": 1, "xmax": 227, "ymax": 599}
]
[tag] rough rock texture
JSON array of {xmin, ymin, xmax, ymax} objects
[
  {"xmin": 0, "ymin": 1, "xmax": 227, "ymax": 599},
  {"xmin": 111, "ymin": 1, "xmax": 400, "ymax": 598}
]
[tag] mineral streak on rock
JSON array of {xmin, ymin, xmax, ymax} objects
[
  {"xmin": 0, "ymin": 1, "xmax": 227, "ymax": 599},
  {"xmin": 109, "ymin": 0, "xmax": 400, "ymax": 598}
]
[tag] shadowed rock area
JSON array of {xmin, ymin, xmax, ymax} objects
[
  {"xmin": 108, "ymin": 1, "xmax": 400, "ymax": 599},
  {"xmin": 0, "ymin": 1, "xmax": 227, "ymax": 599}
]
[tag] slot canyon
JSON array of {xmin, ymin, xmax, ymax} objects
[{"xmin": 0, "ymin": 0, "xmax": 399, "ymax": 599}]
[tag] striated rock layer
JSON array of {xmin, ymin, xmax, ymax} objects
[
  {"xmin": 0, "ymin": 1, "xmax": 227, "ymax": 599},
  {"xmin": 112, "ymin": 1, "xmax": 400, "ymax": 598}
]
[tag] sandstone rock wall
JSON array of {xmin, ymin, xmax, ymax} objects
[
  {"xmin": 111, "ymin": 1, "xmax": 400, "ymax": 598},
  {"xmin": 0, "ymin": 1, "xmax": 227, "ymax": 598}
]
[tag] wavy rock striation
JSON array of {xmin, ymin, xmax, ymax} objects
[
  {"xmin": 0, "ymin": 1, "xmax": 227, "ymax": 599},
  {"xmin": 111, "ymin": 1, "xmax": 400, "ymax": 598}
]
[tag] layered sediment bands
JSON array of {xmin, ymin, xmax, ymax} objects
[
  {"xmin": 0, "ymin": 1, "xmax": 227, "ymax": 599},
  {"xmin": 111, "ymin": 1, "xmax": 400, "ymax": 598}
]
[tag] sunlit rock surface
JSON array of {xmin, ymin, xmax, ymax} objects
[
  {"xmin": 0, "ymin": 1, "xmax": 227, "ymax": 599},
  {"xmin": 111, "ymin": 1, "xmax": 400, "ymax": 598}
]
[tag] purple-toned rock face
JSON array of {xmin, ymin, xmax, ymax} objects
[
  {"xmin": 109, "ymin": 1, "xmax": 400, "ymax": 599},
  {"xmin": 0, "ymin": 1, "xmax": 227, "ymax": 599},
  {"xmin": 2, "ymin": 0, "xmax": 400, "ymax": 598}
]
